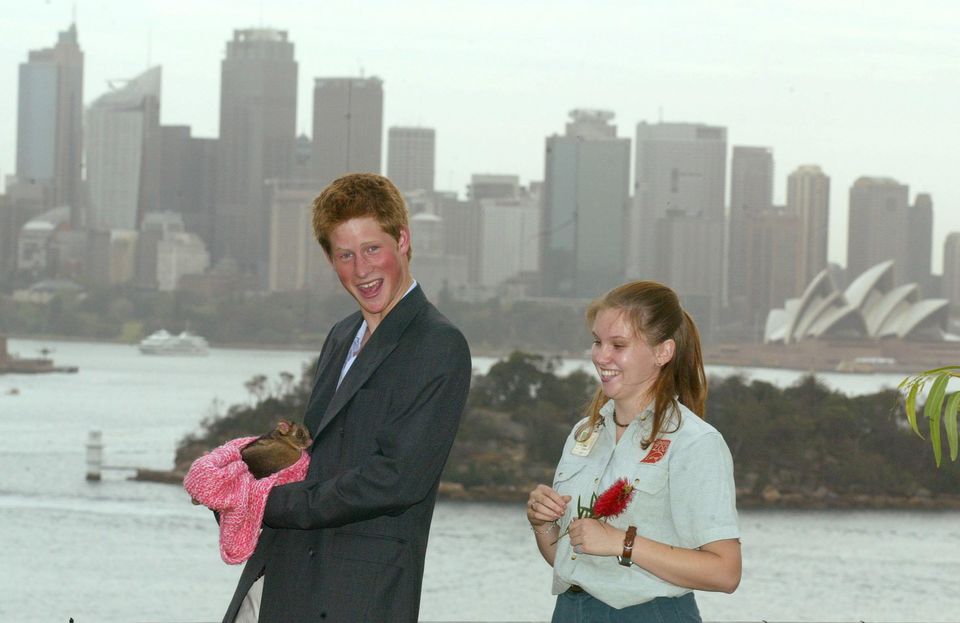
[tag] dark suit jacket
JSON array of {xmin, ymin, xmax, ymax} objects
[{"xmin": 221, "ymin": 286, "xmax": 471, "ymax": 622}]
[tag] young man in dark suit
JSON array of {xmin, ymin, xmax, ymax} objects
[{"xmin": 222, "ymin": 173, "xmax": 472, "ymax": 622}]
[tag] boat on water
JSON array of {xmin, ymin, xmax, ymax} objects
[
  {"xmin": 835, "ymin": 356, "xmax": 898, "ymax": 373},
  {"xmin": 138, "ymin": 330, "xmax": 209, "ymax": 356},
  {"xmin": 0, "ymin": 336, "xmax": 78, "ymax": 374}
]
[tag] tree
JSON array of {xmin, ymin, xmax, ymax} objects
[{"xmin": 899, "ymin": 366, "xmax": 960, "ymax": 466}]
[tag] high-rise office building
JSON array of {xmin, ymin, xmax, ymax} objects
[
  {"xmin": 543, "ymin": 110, "xmax": 630, "ymax": 298},
  {"xmin": 16, "ymin": 23, "xmax": 84, "ymax": 222},
  {"xmin": 478, "ymin": 188, "xmax": 541, "ymax": 288},
  {"xmin": 217, "ymin": 28, "xmax": 298, "ymax": 273},
  {"xmin": 741, "ymin": 207, "xmax": 798, "ymax": 334},
  {"xmin": 787, "ymin": 165, "xmax": 830, "ymax": 295},
  {"xmin": 469, "ymin": 174, "xmax": 521, "ymax": 202},
  {"xmin": 151, "ymin": 126, "xmax": 218, "ymax": 249},
  {"xmin": 136, "ymin": 211, "xmax": 185, "ymax": 289},
  {"xmin": 156, "ymin": 232, "xmax": 210, "ymax": 291},
  {"xmin": 312, "ymin": 77, "xmax": 383, "ymax": 186},
  {"xmin": 727, "ymin": 146, "xmax": 774, "ymax": 305},
  {"xmin": 730, "ymin": 146, "xmax": 774, "ymax": 215},
  {"xmin": 847, "ymin": 176, "xmax": 931, "ymax": 287},
  {"xmin": 0, "ymin": 194, "xmax": 12, "ymax": 276},
  {"xmin": 434, "ymin": 191, "xmax": 479, "ymax": 284},
  {"xmin": 632, "ymin": 122, "xmax": 726, "ymax": 329},
  {"xmin": 408, "ymin": 212, "xmax": 469, "ymax": 300},
  {"xmin": 905, "ymin": 193, "xmax": 933, "ymax": 293},
  {"xmin": 86, "ymin": 66, "xmax": 161, "ymax": 231},
  {"xmin": 387, "ymin": 127, "xmax": 434, "ymax": 192},
  {"xmin": 266, "ymin": 179, "xmax": 334, "ymax": 292},
  {"xmin": 943, "ymin": 232, "xmax": 960, "ymax": 307}
]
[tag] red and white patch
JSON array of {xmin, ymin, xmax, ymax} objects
[{"xmin": 641, "ymin": 439, "xmax": 671, "ymax": 464}]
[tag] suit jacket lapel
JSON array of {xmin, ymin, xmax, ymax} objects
[
  {"xmin": 303, "ymin": 315, "xmax": 361, "ymax": 435},
  {"xmin": 311, "ymin": 286, "xmax": 428, "ymax": 438}
]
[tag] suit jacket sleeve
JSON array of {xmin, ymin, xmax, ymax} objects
[{"xmin": 262, "ymin": 326, "xmax": 470, "ymax": 530}]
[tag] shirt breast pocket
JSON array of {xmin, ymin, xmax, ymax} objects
[
  {"xmin": 631, "ymin": 463, "xmax": 668, "ymax": 497},
  {"xmin": 552, "ymin": 461, "xmax": 588, "ymax": 496}
]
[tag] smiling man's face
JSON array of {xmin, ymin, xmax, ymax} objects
[{"xmin": 327, "ymin": 216, "xmax": 412, "ymax": 330}]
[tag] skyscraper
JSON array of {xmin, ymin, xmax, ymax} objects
[
  {"xmin": 787, "ymin": 165, "xmax": 830, "ymax": 295},
  {"xmin": 266, "ymin": 179, "xmax": 332, "ymax": 292},
  {"xmin": 387, "ymin": 127, "xmax": 435, "ymax": 192},
  {"xmin": 727, "ymin": 146, "xmax": 774, "ymax": 305},
  {"xmin": 632, "ymin": 122, "xmax": 726, "ymax": 329},
  {"xmin": 741, "ymin": 207, "xmax": 798, "ymax": 335},
  {"xmin": 730, "ymin": 146, "xmax": 774, "ymax": 215},
  {"xmin": 942, "ymin": 232, "xmax": 960, "ymax": 307},
  {"xmin": 217, "ymin": 28, "xmax": 298, "ymax": 273},
  {"xmin": 16, "ymin": 23, "xmax": 84, "ymax": 221},
  {"xmin": 86, "ymin": 66, "xmax": 161, "ymax": 230},
  {"xmin": 847, "ymin": 176, "xmax": 930, "ymax": 287},
  {"xmin": 312, "ymin": 77, "xmax": 383, "ymax": 186},
  {"xmin": 476, "ymin": 180, "xmax": 540, "ymax": 289},
  {"xmin": 905, "ymin": 193, "xmax": 933, "ymax": 294},
  {"xmin": 150, "ymin": 126, "xmax": 218, "ymax": 250},
  {"xmin": 542, "ymin": 109, "xmax": 630, "ymax": 298}
]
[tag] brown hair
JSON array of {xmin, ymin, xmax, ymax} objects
[
  {"xmin": 581, "ymin": 280, "xmax": 706, "ymax": 449},
  {"xmin": 312, "ymin": 173, "xmax": 411, "ymax": 260}
]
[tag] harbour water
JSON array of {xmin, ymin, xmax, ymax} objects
[{"xmin": 1, "ymin": 338, "xmax": 958, "ymax": 622}]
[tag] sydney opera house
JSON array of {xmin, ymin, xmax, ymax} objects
[{"xmin": 764, "ymin": 260, "xmax": 949, "ymax": 344}]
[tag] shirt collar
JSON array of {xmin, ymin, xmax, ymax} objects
[{"xmin": 352, "ymin": 279, "xmax": 419, "ymax": 344}]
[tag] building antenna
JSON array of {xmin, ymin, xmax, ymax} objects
[{"xmin": 146, "ymin": 28, "xmax": 152, "ymax": 68}]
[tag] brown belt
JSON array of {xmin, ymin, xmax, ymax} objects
[{"xmin": 568, "ymin": 585, "xmax": 584, "ymax": 593}]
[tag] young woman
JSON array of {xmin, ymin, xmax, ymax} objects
[{"xmin": 527, "ymin": 281, "xmax": 741, "ymax": 622}]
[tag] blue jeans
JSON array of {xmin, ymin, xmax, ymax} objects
[{"xmin": 551, "ymin": 589, "xmax": 701, "ymax": 623}]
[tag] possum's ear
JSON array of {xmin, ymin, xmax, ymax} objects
[{"xmin": 277, "ymin": 419, "xmax": 291, "ymax": 434}]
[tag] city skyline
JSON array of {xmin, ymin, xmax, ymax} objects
[{"xmin": 2, "ymin": 1, "xmax": 957, "ymax": 268}]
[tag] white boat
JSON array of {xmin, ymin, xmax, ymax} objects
[
  {"xmin": 138, "ymin": 330, "xmax": 209, "ymax": 356},
  {"xmin": 835, "ymin": 356, "xmax": 898, "ymax": 373}
]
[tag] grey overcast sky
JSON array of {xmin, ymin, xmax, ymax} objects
[{"xmin": 3, "ymin": 1, "xmax": 958, "ymax": 270}]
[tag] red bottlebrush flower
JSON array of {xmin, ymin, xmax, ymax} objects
[{"xmin": 591, "ymin": 477, "xmax": 635, "ymax": 519}]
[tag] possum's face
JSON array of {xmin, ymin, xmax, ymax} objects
[
  {"xmin": 291, "ymin": 424, "xmax": 312, "ymax": 449},
  {"xmin": 276, "ymin": 419, "xmax": 312, "ymax": 448}
]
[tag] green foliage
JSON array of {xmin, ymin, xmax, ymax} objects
[
  {"xmin": 447, "ymin": 351, "xmax": 596, "ymax": 486},
  {"xmin": 174, "ymin": 363, "xmax": 315, "ymax": 471},
  {"xmin": 175, "ymin": 350, "xmax": 960, "ymax": 500},
  {"xmin": 899, "ymin": 366, "xmax": 960, "ymax": 466},
  {"xmin": 709, "ymin": 373, "xmax": 960, "ymax": 496}
]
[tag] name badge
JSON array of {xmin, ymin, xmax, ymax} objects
[{"xmin": 571, "ymin": 427, "xmax": 599, "ymax": 456}]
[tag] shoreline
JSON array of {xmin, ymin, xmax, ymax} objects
[
  {"xmin": 5, "ymin": 332, "xmax": 519, "ymax": 358},
  {"xmin": 10, "ymin": 331, "xmax": 951, "ymax": 377},
  {"xmin": 134, "ymin": 469, "xmax": 960, "ymax": 511}
]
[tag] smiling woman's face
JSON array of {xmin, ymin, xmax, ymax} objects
[{"xmin": 591, "ymin": 308, "xmax": 672, "ymax": 415}]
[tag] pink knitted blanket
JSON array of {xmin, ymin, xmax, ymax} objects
[{"xmin": 183, "ymin": 436, "xmax": 310, "ymax": 564}]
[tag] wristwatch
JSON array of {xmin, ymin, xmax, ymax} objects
[{"xmin": 617, "ymin": 526, "xmax": 637, "ymax": 567}]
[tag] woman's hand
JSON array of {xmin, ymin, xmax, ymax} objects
[
  {"xmin": 568, "ymin": 518, "xmax": 624, "ymax": 556},
  {"xmin": 526, "ymin": 484, "xmax": 570, "ymax": 527}
]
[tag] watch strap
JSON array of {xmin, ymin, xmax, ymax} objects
[{"xmin": 617, "ymin": 526, "xmax": 637, "ymax": 567}]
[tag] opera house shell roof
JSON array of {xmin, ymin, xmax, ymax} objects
[{"xmin": 764, "ymin": 260, "xmax": 948, "ymax": 343}]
